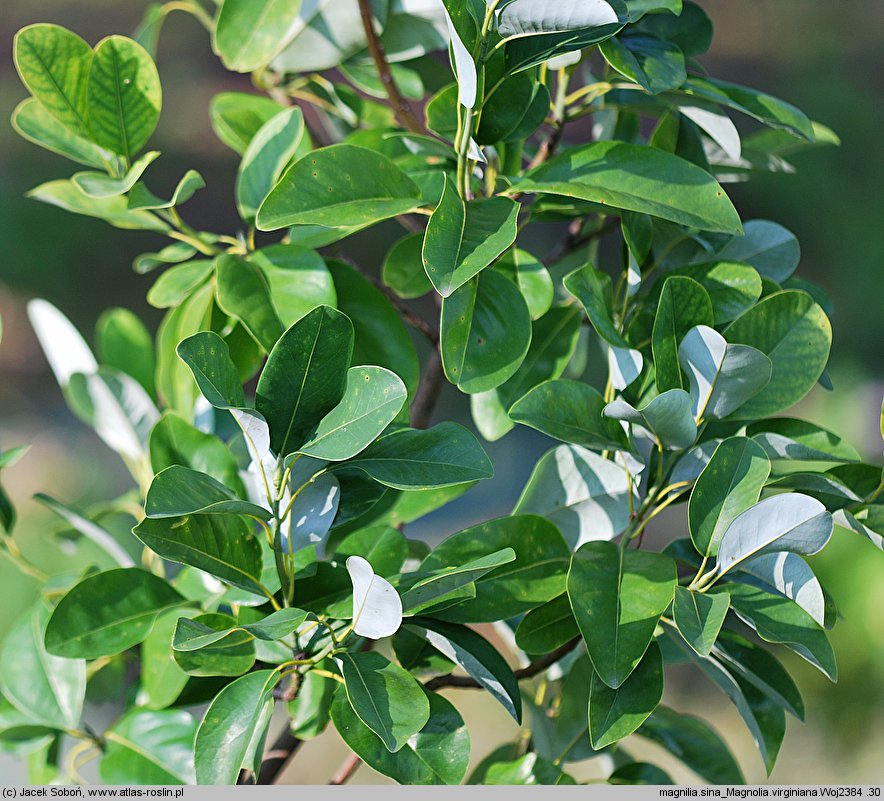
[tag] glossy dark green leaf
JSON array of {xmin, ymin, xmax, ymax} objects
[
  {"xmin": 250, "ymin": 244, "xmax": 335, "ymax": 328},
  {"xmin": 673, "ymin": 586, "xmax": 729, "ymax": 656},
  {"xmin": 338, "ymin": 651, "xmax": 430, "ymax": 752},
  {"xmin": 176, "ymin": 330, "xmax": 246, "ymax": 409},
  {"xmin": 145, "ymin": 465, "xmax": 269, "ymax": 519},
  {"xmin": 331, "ymin": 687, "xmax": 469, "ymax": 784},
  {"xmin": 441, "ymin": 270, "xmax": 531, "ymax": 393},
  {"xmin": 215, "ymin": 254, "xmax": 285, "ymax": 352},
  {"xmin": 335, "ymin": 525, "xmax": 408, "ymax": 578},
  {"xmin": 609, "ymin": 762, "xmax": 674, "ymax": 785},
  {"xmin": 86, "ymin": 36, "xmax": 161, "ymax": 159},
  {"xmin": 712, "ymin": 220, "xmax": 800, "ymax": 283},
  {"xmin": 257, "ymin": 145, "xmax": 420, "ymax": 230},
  {"xmin": 746, "ymin": 418, "xmax": 860, "ymax": 463},
  {"xmin": 14, "ymin": 24, "xmax": 93, "ymax": 137},
  {"xmin": 382, "ymin": 233, "xmax": 433, "ymax": 299},
  {"xmin": 0, "ymin": 604, "xmax": 85, "ymax": 730},
  {"xmin": 194, "ymin": 669, "xmax": 278, "ymax": 784},
  {"xmin": 510, "ymin": 380, "xmax": 628, "ymax": 450},
  {"xmin": 101, "ymin": 709, "xmax": 196, "ymax": 784},
  {"xmin": 406, "ymin": 619, "xmax": 521, "ymax": 722},
  {"xmin": 724, "ymin": 291, "xmax": 831, "ymax": 418},
  {"xmin": 392, "ymin": 629, "xmax": 456, "ymax": 678},
  {"xmin": 255, "ymin": 305, "xmax": 353, "ymax": 456},
  {"xmin": 213, "ymin": 0, "xmax": 303, "ymax": 72},
  {"xmin": 722, "ymin": 584, "xmax": 837, "ymax": 680},
  {"xmin": 589, "ymin": 640, "xmax": 664, "ymax": 748},
  {"xmin": 568, "ymin": 541, "xmax": 676, "ymax": 688},
  {"xmin": 328, "ymin": 260, "xmax": 420, "ymax": 398},
  {"xmin": 45, "ymin": 568, "xmax": 186, "ymax": 658},
  {"xmin": 173, "ymin": 607, "xmax": 307, "ymax": 652},
  {"xmin": 638, "ymin": 706, "xmax": 744, "ymax": 783},
  {"xmin": 172, "ymin": 613, "xmax": 256, "ymax": 677},
  {"xmin": 604, "ymin": 390, "xmax": 697, "ymax": 451},
  {"xmin": 689, "ymin": 436, "xmax": 770, "ymax": 557},
  {"xmin": 236, "ymin": 106, "xmax": 304, "ymax": 224},
  {"xmin": 563, "ymin": 263, "xmax": 630, "ymax": 348},
  {"xmin": 652, "ymin": 276, "xmax": 714, "ymax": 391},
  {"xmin": 517, "ymin": 141, "xmax": 742, "ymax": 234},
  {"xmin": 515, "ymin": 594, "xmax": 579, "ymax": 655},
  {"xmin": 495, "ymin": 248, "xmax": 554, "ymax": 320},
  {"xmin": 401, "ymin": 549, "xmax": 515, "ymax": 614},
  {"xmin": 601, "ymin": 33, "xmax": 686, "ymax": 94},
  {"xmin": 422, "ymin": 176, "xmax": 520, "ymax": 297},
  {"xmin": 345, "ymin": 422, "xmax": 493, "ymax": 490},
  {"xmin": 481, "ymin": 753, "xmax": 577, "ymax": 785},
  {"xmin": 662, "ymin": 262, "xmax": 762, "ymax": 325},
  {"xmin": 420, "ymin": 515, "xmax": 570, "ymax": 622},
  {"xmin": 140, "ymin": 610, "xmax": 193, "ymax": 710}
]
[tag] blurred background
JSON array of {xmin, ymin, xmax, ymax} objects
[{"xmin": 0, "ymin": 0, "xmax": 882, "ymax": 785}]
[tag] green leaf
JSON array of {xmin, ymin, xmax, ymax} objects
[
  {"xmin": 735, "ymin": 551, "xmax": 826, "ymax": 628},
  {"xmin": 338, "ymin": 651, "xmax": 430, "ymax": 752},
  {"xmin": 516, "ymin": 141, "xmax": 742, "ymax": 234},
  {"xmin": 171, "ymin": 613, "xmax": 256, "ymax": 677},
  {"xmin": 28, "ymin": 179, "xmax": 169, "ymax": 232},
  {"xmin": 746, "ymin": 418, "xmax": 860, "ymax": 464},
  {"xmin": 568, "ymin": 541, "xmax": 676, "ymax": 688},
  {"xmin": 257, "ymin": 144, "xmax": 420, "ymax": 230},
  {"xmin": 86, "ymin": 36, "xmax": 161, "ymax": 160},
  {"xmin": 382, "ymin": 233, "xmax": 433, "ymax": 299},
  {"xmin": 678, "ymin": 326, "xmax": 772, "ymax": 421},
  {"xmin": 139, "ymin": 610, "xmax": 192, "ymax": 710},
  {"xmin": 638, "ymin": 706, "xmax": 744, "ymax": 783},
  {"xmin": 331, "ymin": 687, "xmax": 469, "ymax": 785},
  {"xmin": 144, "ymin": 465, "xmax": 270, "ymax": 519},
  {"xmin": 194, "ymin": 670, "xmax": 279, "ymax": 784},
  {"xmin": 101, "ymin": 709, "xmax": 196, "ymax": 784},
  {"xmin": 406, "ymin": 619, "xmax": 522, "ymax": 722},
  {"xmin": 609, "ymin": 762, "xmax": 674, "ymax": 785},
  {"xmin": 73, "ymin": 150, "xmax": 159, "ymax": 198},
  {"xmin": 250, "ymin": 244, "xmax": 336, "ymax": 328},
  {"xmin": 604, "ymin": 389, "xmax": 697, "ymax": 450},
  {"xmin": 281, "ymin": 473, "xmax": 340, "ymax": 554},
  {"xmin": 327, "ymin": 261, "xmax": 420, "ymax": 398},
  {"xmin": 716, "ymin": 494, "xmax": 832, "ymax": 578},
  {"xmin": 652, "ymin": 276, "xmax": 714, "ymax": 391},
  {"xmin": 133, "ymin": 514, "xmax": 273, "ymax": 597},
  {"xmin": 711, "ymin": 220, "xmax": 800, "ymax": 283},
  {"xmin": 14, "ymin": 24, "xmax": 93, "ymax": 137},
  {"xmin": 236, "ymin": 106, "xmax": 305, "ymax": 224},
  {"xmin": 495, "ymin": 248, "xmax": 554, "ymax": 320},
  {"xmin": 176, "ymin": 330, "xmax": 246, "ymax": 410},
  {"xmin": 215, "ymin": 254, "xmax": 285, "ymax": 353},
  {"xmin": 563, "ymin": 263, "xmax": 630, "ymax": 348},
  {"xmin": 420, "ymin": 515, "xmax": 571, "ymax": 622},
  {"xmin": 149, "ymin": 411, "xmax": 244, "ymax": 495},
  {"xmin": 500, "ymin": 0, "xmax": 625, "ymax": 73},
  {"xmin": 12, "ymin": 98, "xmax": 107, "ymax": 168},
  {"xmin": 589, "ymin": 641, "xmax": 664, "ymax": 748},
  {"xmin": 209, "ymin": 92, "xmax": 283, "ymax": 154},
  {"xmin": 662, "ymin": 262, "xmax": 762, "ymax": 325},
  {"xmin": 173, "ymin": 607, "xmax": 307, "ymax": 652},
  {"xmin": 510, "ymin": 380, "xmax": 629, "ymax": 450},
  {"xmin": 601, "ymin": 33, "xmax": 686, "ymax": 94},
  {"xmin": 96, "ymin": 307, "xmax": 155, "ymax": 397},
  {"xmin": 288, "ymin": 657, "xmax": 337, "ymax": 739},
  {"xmin": 514, "ymin": 444, "xmax": 634, "ymax": 547},
  {"xmin": 128, "ymin": 170, "xmax": 205, "ymax": 210},
  {"xmin": 213, "ymin": 0, "xmax": 304, "ymax": 72},
  {"xmin": 441, "ymin": 270, "xmax": 531, "ymax": 393},
  {"xmin": 481, "ymin": 753, "xmax": 577, "ymax": 785},
  {"xmin": 344, "ymin": 422, "xmax": 493, "ymax": 490},
  {"xmin": 422, "ymin": 176, "xmax": 520, "ymax": 297},
  {"xmin": 45, "ymin": 568, "xmax": 186, "ymax": 658},
  {"xmin": 722, "ymin": 584, "xmax": 837, "ymax": 680},
  {"xmin": 255, "ymin": 305, "xmax": 354, "ymax": 456},
  {"xmin": 401, "ymin": 549, "xmax": 516, "ymax": 614},
  {"xmin": 0, "ymin": 604, "xmax": 85, "ymax": 730},
  {"xmin": 515, "ymin": 594, "xmax": 579, "ymax": 655},
  {"xmin": 688, "ymin": 436, "xmax": 771, "ymax": 557},
  {"xmin": 335, "ymin": 525, "xmax": 408, "ymax": 578},
  {"xmin": 672, "ymin": 586, "xmax": 730, "ymax": 656}
]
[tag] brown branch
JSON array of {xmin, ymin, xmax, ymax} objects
[
  {"xmin": 366, "ymin": 274, "xmax": 439, "ymax": 345},
  {"xmin": 528, "ymin": 121, "xmax": 566, "ymax": 170},
  {"xmin": 328, "ymin": 752, "xmax": 363, "ymax": 785},
  {"xmin": 424, "ymin": 637, "xmax": 581, "ymax": 691},
  {"xmin": 357, "ymin": 0, "xmax": 424, "ymax": 134},
  {"xmin": 409, "ymin": 346, "xmax": 445, "ymax": 430},
  {"xmin": 251, "ymin": 728, "xmax": 304, "ymax": 785}
]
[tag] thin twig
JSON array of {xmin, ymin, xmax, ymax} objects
[
  {"xmin": 410, "ymin": 346, "xmax": 445, "ymax": 430},
  {"xmin": 366, "ymin": 275, "xmax": 439, "ymax": 345},
  {"xmin": 328, "ymin": 752, "xmax": 363, "ymax": 785},
  {"xmin": 424, "ymin": 637, "xmax": 581, "ymax": 691},
  {"xmin": 357, "ymin": 0, "xmax": 424, "ymax": 133}
]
